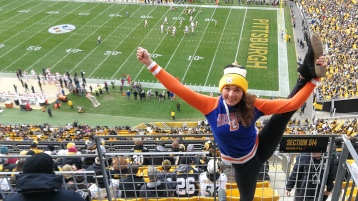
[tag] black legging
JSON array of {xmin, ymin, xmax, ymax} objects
[{"xmin": 232, "ymin": 77, "xmax": 308, "ymax": 201}]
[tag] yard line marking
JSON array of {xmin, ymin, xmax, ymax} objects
[
  {"xmin": 204, "ymin": 8, "xmax": 231, "ymax": 86},
  {"xmin": 0, "ymin": 2, "xmax": 55, "ymax": 34},
  {"xmin": 55, "ymin": 4, "xmax": 123, "ymax": 72},
  {"xmin": 108, "ymin": 6, "xmax": 164, "ymax": 79},
  {"xmin": 152, "ymin": 7, "xmax": 201, "ymax": 83},
  {"xmin": 0, "ymin": 0, "xmax": 31, "ymax": 17},
  {"xmin": 181, "ymin": 8, "xmax": 217, "ymax": 82},
  {"xmin": 134, "ymin": 6, "xmax": 190, "ymax": 81},
  {"xmin": 234, "ymin": 8, "xmax": 247, "ymax": 62},
  {"xmin": 25, "ymin": 3, "xmax": 102, "ymax": 71},
  {"xmin": 277, "ymin": 8, "xmax": 289, "ymax": 97},
  {"xmin": 75, "ymin": 5, "xmax": 145, "ymax": 77},
  {"xmin": 0, "ymin": 2, "xmax": 75, "ymax": 72}
]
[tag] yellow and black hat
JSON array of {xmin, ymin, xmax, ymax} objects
[{"xmin": 219, "ymin": 64, "xmax": 248, "ymax": 94}]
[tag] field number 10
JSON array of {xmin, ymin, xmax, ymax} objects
[{"xmin": 188, "ymin": 55, "xmax": 203, "ymax": 60}]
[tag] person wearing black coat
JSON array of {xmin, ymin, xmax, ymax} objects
[
  {"xmin": 119, "ymin": 164, "xmax": 144, "ymax": 198},
  {"xmin": 285, "ymin": 153, "xmax": 335, "ymax": 201},
  {"xmin": 61, "ymin": 147, "xmax": 82, "ymax": 170},
  {"xmin": 4, "ymin": 153, "xmax": 85, "ymax": 201}
]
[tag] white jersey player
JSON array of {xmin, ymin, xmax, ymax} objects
[
  {"xmin": 179, "ymin": 20, "xmax": 183, "ymax": 27},
  {"xmin": 172, "ymin": 26, "xmax": 176, "ymax": 37},
  {"xmin": 189, "ymin": 15, "xmax": 193, "ymax": 22},
  {"xmin": 23, "ymin": 71, "xmax": 29, "ymax": 81},
  {"xmin": 164, "ymin": 16, "xmax": 168, "ymax": 24},
  {"xmin": 161, "ymin": 24, "xmax": 164, "ymax": 33},
  {"xmin": 56, "ymin": 72, "xmax": 61, "ymax": 80},
  {"xmin": 31, "ymin": 69, "xmax": 36, "ymax": 78},
  {"xmin": 199, "ymin": 159, "xmax": 227, "ymax": 197},
  {"xmin": 184, "ymin": 25, "xmax": 189, "ymax": 35},
  {"xmin": 144, "ymin": 19, "xmax": 148, "ymax": 27}
]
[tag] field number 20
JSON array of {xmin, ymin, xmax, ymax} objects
[
  {"xmin": 27, "ymin": 46, "xmax": 41, "ymax": 51},
  {"xmin": 104, "ymin": 51, "xmax": 122, "ymax": 55}
]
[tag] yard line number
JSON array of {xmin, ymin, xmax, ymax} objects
[
  {"xmin": 18, "ymin": 10, "xmax": 31, "ymax": 13},
  {"xmin": 104, "ymin": 51, "xmax": 122, "ymax": 56},
  {"xmin": 27, "ymin": 46, "xmax": 41, "ymax": 51},
  {"xmin": 141, "ymin": 15, "xmax": 153, "ymax": 19},
  {"xmin": 109, "ymin": 14, "xmax": 122, "ymax": 17},
  {"xmin": 46, "ymin": 11, "xmax": 59, "ymax": 14},
  {"xmin": 66, "ymin": 49, "xmax": 83, "ymax": 53},
  {"xmin": 188, "ymin": 55, "xmax": 204, "ymax": 61}
]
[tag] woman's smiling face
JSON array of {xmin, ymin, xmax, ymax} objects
[{"xmin": 222, "ymin": 85, "xmax": 244, "ymax": 106}]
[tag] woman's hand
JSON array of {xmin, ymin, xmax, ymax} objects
[
  {"xmin": 316, "ymin": 56, "xmax": 327, "ymax": 67},
  {"xmin": 137, "ymin": 47, "xmax": 153, "ymax": 67}
]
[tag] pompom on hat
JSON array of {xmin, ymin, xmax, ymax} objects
[{"xmin": 219, "ymin": 63, "xmax": 248, "ymax": 94}]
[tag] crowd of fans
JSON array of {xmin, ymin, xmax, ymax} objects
[
  {"xmin": 0, "ymin": 138, "xmax": 233, "ymax": 200},
  {"xmin": 299, "ymin": 0, "xmax": 358, "ymax": 101},
  {"xmin": 0, "ymin": 122, "xmax": 133, "ymax": 142}
]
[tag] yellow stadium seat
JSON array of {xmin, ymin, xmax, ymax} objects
[
  {"xmin": 226, "ymin": 189, "xmax": 240, "ymax": 197},
  {"xmin": 347, "ymin": 160, "xmax": 355, "ymax": 165},
  {"xmin": 225, "ymin": 197, "xmax": 240, "ymax": 201},
  {"xmin": 343, "ymin": 187, "xmax": 358, "ymax": 201},
  {"xmin": 197, "ymin": 197, "xmax": 220, "ymax": 201},
  {"xmin": 254, "ymin": 188, "xmax": 280, "ymax": 201},
  {"xmin": 148, "ymin": 198, "xmax": 171, "ymax": 201},
  {"xmin": 171, "ymin": 197, "xmax": 198, "ymax": 201}
]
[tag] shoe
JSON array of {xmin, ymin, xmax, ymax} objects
[
  {"xmin": 297, "ymin": 34, "xmax": 325, "ymax": 79},
  {"xmin": 311, "ymin": 35, "xmax": 325, "ymax": 78}
]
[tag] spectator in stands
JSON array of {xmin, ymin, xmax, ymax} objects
[
  {"xmin": 0, "ymin": 147, "xmax": 17, "ymax": 164},
  {"xmin": 44, "ymin": 144, "xmax": 57, "ymax": 155},
  {"xmin": 286, "ymin": 153, "xmax": 335, "ymax": 201},
  {"xmin": 199, "ymin": 159, "xmax": 227, "ymax": 197},
  {"xmin": 86, "ymin": 157, "xmax": 102, "ymax": 172},
  {"xmin": 139, "ymin": 166, "xmax": 172, "ymax": 198},
  {"xmin": 0, "ymin": 157, "xmax": 16, "ymax": 172},
  {"xmin": 62, "ymin": 147, "xmax": 82, "ymax": 170},
  {"xmin": 111, "ymin": 156, "xmax": 129, "ymax": 179},
  {"xmin": 137, "ymin": 34, "xmax": 327, "ymax": 201},
  {"xmin": 26, "ymin": 150, "xmax": 35, "ymax": 155},
  {"xmin": 61, "ymin": 164, "xmax": 85, "ymax": 190},
  {"xmin": 85, "ymin": 135, "xmax": 96, "ymax": 154},
  {"xmin": 30, "ymin": 142, "xmax": 43, "ymax": 154},
  {"xmin": 81, "ymin": 157, "xmax": 95, "ymax": 170},
  {"xmin": 4, "ymin": 153, "xmax": 85, "ymax": 201},
  {"xmin": 10, "ymin": 159, "xmax": 26, "ymax": 187},
  {"xmin": 172, "ymin": 156, "xmax": 199, "ymax": 197},
  {"xmin": 89, "ymin": 169, "xmax": 120, "ymax": 200},
  {"xmin": 155, "ymin": 142, "xmax": 167, "ymax": 152},
  {"xmin": 130, "ymin": 139, "xmax": 150, "ymax": 165},
  {"xmin": 119, "ymin": 164, "xmax": 144, "ymax": 198},
  {"xmin": 158, "ymin": 159, "xmax": 176, "ymax": 189},
  {"xmin": 170, "ymin": 140, "xmax": 184, "ymax": 165},
  {"xmin": 186, "ymin": 144, "xmax": 200, "ymax": 165}
]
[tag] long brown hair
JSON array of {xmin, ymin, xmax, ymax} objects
[{"xmin": 236, "ymin": 93, "xmax": 256, "ymax": 127}]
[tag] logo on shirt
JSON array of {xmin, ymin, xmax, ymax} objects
[{"xmin": 48, "ymin": 24, "xmax": 76, "ymax": 34}]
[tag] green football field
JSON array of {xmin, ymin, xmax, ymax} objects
[{"xmin": 0, "ymin": 0, "xmax": 296, "ymax": 96}]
